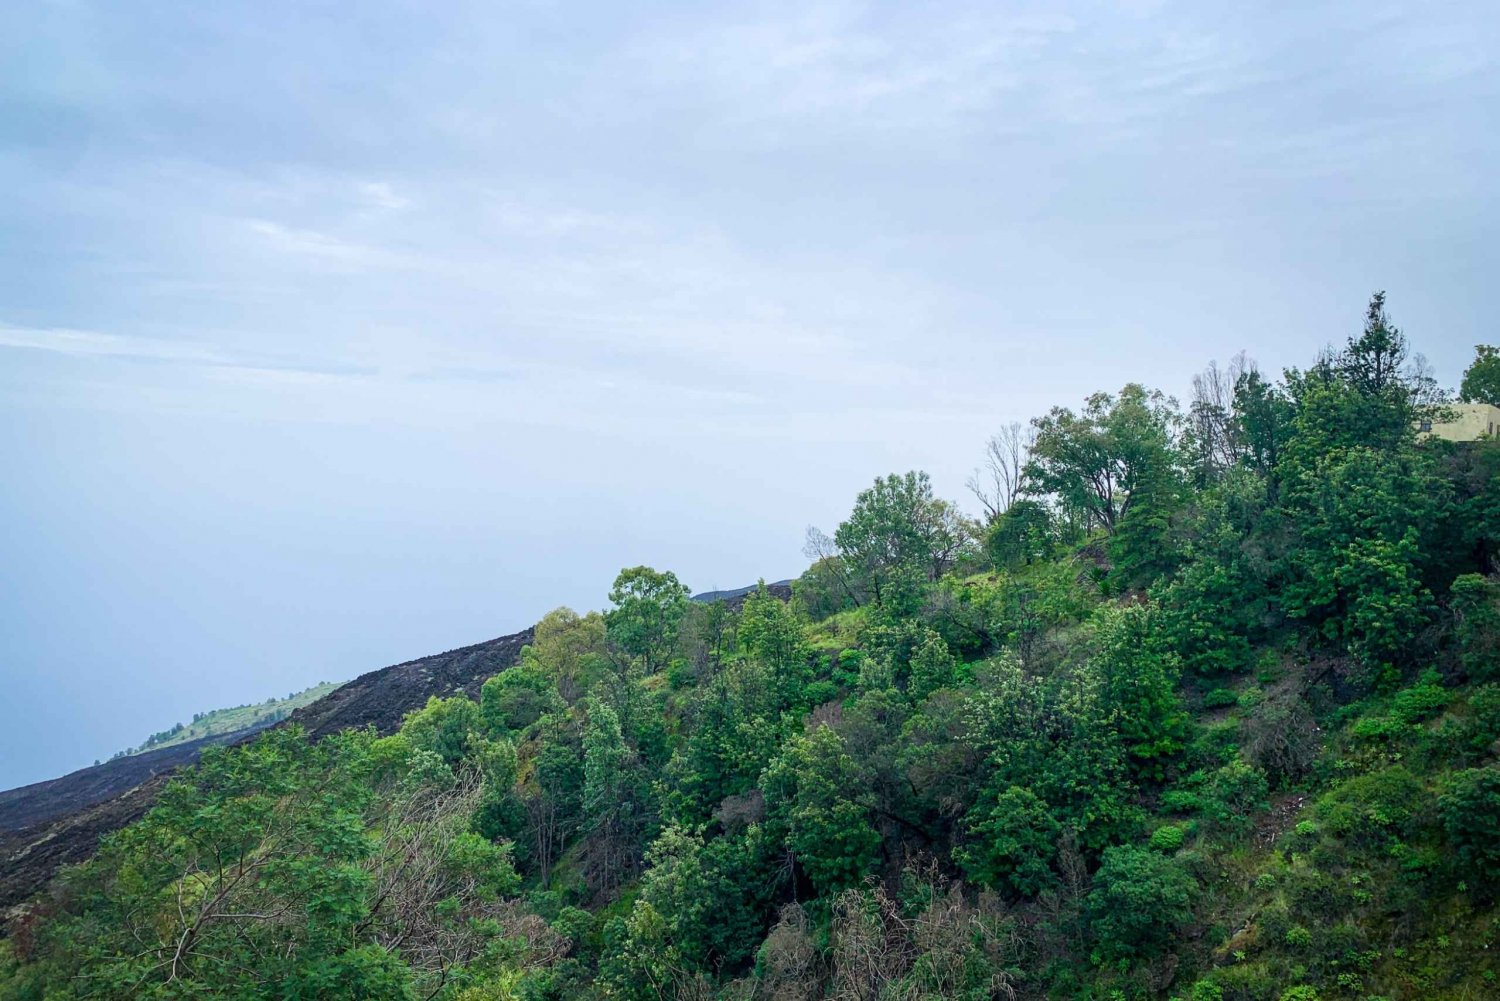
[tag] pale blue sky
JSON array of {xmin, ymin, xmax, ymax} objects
[{"xmin": 1, "ymin": 0, "xmax": 1492, "ymax": 788}]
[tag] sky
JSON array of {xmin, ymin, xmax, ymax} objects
[{"xmin": 0, "ymin": 0, "xmax": 1494, "ymax": 789}]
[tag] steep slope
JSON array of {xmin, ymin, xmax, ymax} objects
[
  {"xmin": 111, "ymin": 680, "xmax": 342, "ymax": 758},
  {"xmin": 0, "ymin": 726, "xmax": 277, "ymax": 833},
  {"xmin": 0, "ymin": 625, "xmax": 533, "ymax": 914}
]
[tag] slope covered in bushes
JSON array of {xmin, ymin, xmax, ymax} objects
[{"xmin": 4, "ymin": 296, "xmax": 1499, "ymax": 1001}]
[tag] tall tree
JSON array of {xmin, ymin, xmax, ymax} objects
[
  {"xmin": 1460, "ymin": 344, "xmax": 1500, "ymax": 406},
  {"xmin": 1024, "ymin": 384, "xmax": 1183, "ymax": 535},
  {"xmin": 831, "ymin": 471, "xmax": 971, "ymax": 606},
  {"xmin": 1186, "ymin": 353, "xmax": 1252, "ymax": 484},
  {"xmin": 606, "ymin": 566, "xmax": 690, "ymax": 676}
]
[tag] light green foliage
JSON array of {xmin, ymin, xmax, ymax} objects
[
  {"xmin": 529, "ymin": 606, "xmax": 610, "ymax": 700},
  {"xmin": 481, "ymin": 659, "xmax": 562, "ymax": 733},
  {"xmin": 1278, "ymin": 987, "xmax": 1321, "ymax": 1001},
  {"xmin": 15, "ymin": 726, "xmax": 525, "ymax": 999},
  {"xmin": 1148, "ymin": 824, "xmax": 1186, "ymax": 852},
  {"xmin": 1320, "ymin": 765, "xmax": 1430, "ymax": 847},
  {"xmin": 1203, "ymin": 688, "xmax": 1238, "ymax": 709},
  {"xmin": 112, "ymin": 680, "xmax": 343, "ymax": 759},
  {"xmin": 831, "ymin": 471, "xmax": 971, "ymax": 608},
  {"xmin": 605, "ymin": 566, "xmax": 690, "ymax": 675},
  {"xmin": 402, "ymin": 694, "xmax": 482, "ymax": 765},
  {"xmin": 1334, "ymin": 533, "xmax": 1435, "ymax": 674},
  {"xmin": 1391, "ymin": 668, "xmax": 1450, "ymax": 724},
  {"xmin": 738, "ymin": 581, "xmax": 812, "ymax": 702}
]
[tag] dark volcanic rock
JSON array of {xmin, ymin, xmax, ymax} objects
[
  {"xmin": 0, "ymin": 626, "xmax": 533, "ymax": 915},
  {"xmin": 692, "ymin": 579, "xmax": 793, "ymax": 610},
  {"xmin": 0, "ymin": 726, "xmax": 275, "ymax": 833},
  {"xmin": 288, "ymin": 628, "xmax": 533, "ymax": 739}
]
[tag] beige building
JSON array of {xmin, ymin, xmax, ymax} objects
[{"xmin": 1422, "ymin": 402, "xmax": 1500, "ymax": 442}]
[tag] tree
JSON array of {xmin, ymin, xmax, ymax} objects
[
  {"xmin": 737, "ymin": 581, "xmax": 810, "ymax": 702},
  {"xmin": 1088, "ymin": 844, "xmax": 1196, "ymax": 960},
  {"xmin": 520, "ymin": 721, "xmax": 584, "ymax": 888},
  {"xmin": 526, "ymin": 606, "xmax": 608, "ymax": 703},
  {"xmin": 1186, "ymin": 354, "xmax": 1253, "ymax": 484},
  {"xmin": 581, "ymin": 699, "xmax": 651, "ymax": 899},
  {"xmin": 1460, "ymin": 344, "xmax": 1500, "ymax": 405},
  {"xmin": 1024, "ymin": 384, "xmax": 1183, "ymax": 535},
  {"xmin": 606, "ymin": 566, "xmax": 690, "ymax": 676},
  {"xmin": 401, "ymin": 695, "xmax": 482, "ymax": 766},
  {"xmin": 963, "ymin": 657, "xmax": 1139, "ymax": 851},
  {"xmin": 1233, "ymin": 367, "xmax": 1295, "ymax": 484},
  {"xmin": 984, "ymin": 498, "xmax": 1053, "ymax": 570},
  {"xmin": 831, "ymin": 471, "xmax": 971, "ymax": 607},
  {"xmin": 1440, "ymin": 766, "xmax": 1500, "ymax": 885},
  {"xmin": 958, "ymin": 785, "xmax": 1061, "ymax": 896},
  {"xmin": 968, "ymin": 421, "xmax": 1036, "ymax": 522},
  {"xmin": 1091, "ymin": 603, "xmax": 1187, "ymax": 779},
  {"xmin": 23, "ymin": 727, "xmax": 532, "ymax": 999},
  {"xmin": 762, "ymin": 725, "xmax": 880, "ymax": 895},
  {"xmin": 1280, "ymin": 293, "xmax": 1446, "ymax": 470}
]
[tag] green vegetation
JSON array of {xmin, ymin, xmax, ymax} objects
[
  {"xmin": 5, "ymin": 302, "xmax": 1500, "ymax": 999},
  {"xmin": 109, "ymin": 681, "xmax": 343, "ymax": 759}
]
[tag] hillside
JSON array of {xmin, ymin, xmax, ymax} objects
[
  {"xmin": 109, "ymin": 681, "xmax": 343, "ymax": 759},
  {"xmin": 4, "ymin": 307, "xmax": 1500, "ymax": 1000},
  {"xmin": 0, "ymin": 627, "xmax": 533, "ymax": 915}
]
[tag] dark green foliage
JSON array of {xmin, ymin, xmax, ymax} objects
[
  {"xmin": 1025, "ymin": 383, "xmax": 1184, "ymax": 538},
  {"xmin": 1088, "ymin": 844, "xmax": 1197, "ymax": 960},
  {"xmin": 1452, "ymin": 573, "xmax": 1500, "ymax": 682},
  {"xmin": 958, "ymin": 785, "xmax": 1060, "ymax": 895},
  {"xmin": 985, "ymin": 498, "xmax": 1053, "ymax": 569},
  {"xmin": 762, "ymin": 725, "xmax": 881, "ymax": 895},
  {"xmin": 1440, "ymin": 766, "xmax": 1500, "ymax": 885},
  {"xmin": 1093, "ymin": 603, "xmax": 1188, "ymax": 777}
]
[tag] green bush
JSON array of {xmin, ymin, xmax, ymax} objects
[
  {"xmin": 1149, "ymin": 824, "xmax": 1186, "ymax": 852},
  {"xmin": 1088, "ymin": 844, "xmax": 1197, "ymax": 959},
  {"xmin": 1440, "ymin": 766, "xmax": 1500, "ymax": 884},
  {"xmin": 1203, "ymin": 688, "xmax": 1239, "ymax": 709},
  {"xmin": 1320, "ymin": 766, "xmax": 1429, "ymax": 847},
  {"xmin": 1391, "ymin": 669, "xmax": 1450, "ymax": 724},
  {"xmin": 1188, "ymin": 979, "xmax": 1224, "ymax": 1001}
]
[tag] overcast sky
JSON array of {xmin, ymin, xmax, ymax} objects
[{"xmin": 1, "ymin": 0, "xmax": 1492, "ymax": 789}]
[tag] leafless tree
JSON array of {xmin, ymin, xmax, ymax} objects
[
  {"xmin": 803, "ymin": 526, "xmax": 861, "ymax": 607},
  {"xmin": 1188, "ymin": 352, "xmax": 1253, "ymax": 480},
  {"xmin": 359, "ymin": 769, "xmax": 564, "ymax": 996},
  {"xmin": 966, "ymin": 422, "xmax": 1036, "ymax": 523}
]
